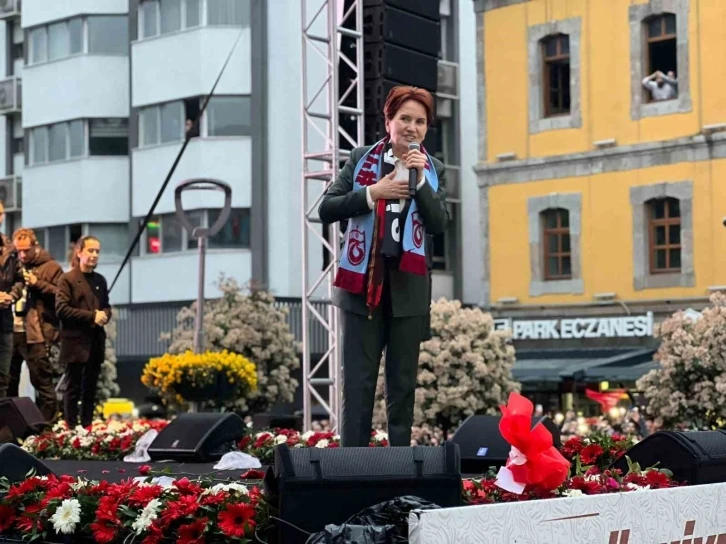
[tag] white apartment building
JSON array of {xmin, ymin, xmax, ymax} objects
[{"xmin": 0, "ymin": 0, "xmax": 483, "ymax": 374}]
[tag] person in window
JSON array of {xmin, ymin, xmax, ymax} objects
[
  {"xmin": 319, "ymin": 85, "xmax": 449, "ymax": 447},
  {"xmin": 56, "ymin": 236, "xmax": 111, "ymax": 428},
  {"xmin": 642, "ymin": 70, "xmax": 678, "ymax": 101},
  {"xmin": 7, "ymin": 229, "xmax": 63, "ymax": 421},
  {"xmin": 185, "ymin": 119, "xmax": 199, "ymax": 139}
]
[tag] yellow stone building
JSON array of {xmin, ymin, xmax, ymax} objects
[{"xmin": 473, "ymin": 0, "xmax": 726, "ymax": 412}]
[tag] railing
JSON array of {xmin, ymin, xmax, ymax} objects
[
  {"xmin": 0, "ymin": 0, "xmax": 20, "ymax": 20},
  {"xmin": 0, "ymin": 76, "xmax": 21, "ymax": 114},
  {"xmin": 114, "ymin": 297, "xmax": 330, "ymax": 359}
]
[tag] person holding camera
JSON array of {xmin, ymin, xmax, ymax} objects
[
  {"xmin": 6, "ymin": 229, "xmax": 63, "ymax": 421},
  {"xmin": 56, "ymin": 236, "xmax": 111, "ymax": 428}
]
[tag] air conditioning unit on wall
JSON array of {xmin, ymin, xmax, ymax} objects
[
  {"xmin": 0, "ymin": 0, "xmax": 19, "ymax": 20},
  {"xmin": 0, "ymin": 176, "xmax": 19, "ymax": 211}
]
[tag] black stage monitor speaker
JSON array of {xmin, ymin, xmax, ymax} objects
[
  {"xmin": 0, "ymin": 443, "xmax": 55, "ymax": 483},
  {"xmin": 451, "ymin": 415, "xmax": 562, "ymax": 475},
  {"xmin": 364, "ymin": 42, "xmax": 438, "ymax": 92},
  {"xmin": 0, "ymin": 397, "xmax": 48, "ymax": 443},
  {"xmin": 147, "ymin": 412, "xmax": 246, "ymax": 462},
  {"xmin": 252, "ymin": 413, "xmax": 302, "ymax": 432},
  {"xmin": 266, "ymin": 442, "xmax": 462, "ymax": 544},
  {"xmin": 364, "ymin": 5, "xmax": 441, "ymax": 56},
  {"xmin": 611, "ymin": 430, "xmax": 726, "ymax": 485},
  {"xmin": 363, "ymin": 0, "xmax": 441, "ymax": 22}
]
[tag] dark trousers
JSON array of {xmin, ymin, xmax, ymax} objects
[
  {"xmin": 0, "ymin": 332, "xmax": 13, "ymax": 398},
  {"xmin": 8, "ymin": 333, "xmax": 57, "ymax": 421},
  {"xmin": 340, "ymin": 284, "xmax": 425, "ymax": 448},
  {"xmin": 63, "ymin": 333, "xmax": 104, "ymax": 428}
]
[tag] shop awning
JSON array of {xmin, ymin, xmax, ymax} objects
[{"xmin": 512, "ymin": 348, "xmax": 657, "ymax": 383}]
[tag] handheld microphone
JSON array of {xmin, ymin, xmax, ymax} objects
[{"xmin": 408, "ymin": 141, "xmax": 420, "ymax": 197}]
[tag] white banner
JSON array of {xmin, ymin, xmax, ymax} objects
[{"xmin": 409, "ymin": 482, "xmax": 726, "ymax": 543}]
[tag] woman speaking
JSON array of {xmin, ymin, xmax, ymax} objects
[{"xmin": 319, "ymin": 85, "xmax": 449, "ymax": 447}]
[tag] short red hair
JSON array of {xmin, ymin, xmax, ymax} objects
[{"xmin": 383, "ymin": 85, "xmax": 434, "ymax": 126}]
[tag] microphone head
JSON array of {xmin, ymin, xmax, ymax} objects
[{"xmin": 408, "ymin": 141, "xmax": 420, "ymax": 151}]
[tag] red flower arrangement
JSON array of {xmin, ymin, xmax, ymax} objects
[
  {"xmin": 22, "ymin": 419, "xmax": 169, "ymax": 462},
  {"xmin": 464, "ymin": 465, "xmax": 678, "ymax": 506},
  {"xmin": 0, "ymin": 471, "xmax": 267, "ymax": 543},
  {"xmin": 560, "ymin": 432, "xmax": 636, "ymax": 473}
]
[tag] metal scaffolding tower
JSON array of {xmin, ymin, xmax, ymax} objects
[{"xmin": 300, "ymin": 0, "xmax": 364, "ymax": 432}]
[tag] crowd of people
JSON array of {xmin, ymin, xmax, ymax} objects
[{"xmin": 0, "ymin": 201, "xmax": 111, "ymax": 429}]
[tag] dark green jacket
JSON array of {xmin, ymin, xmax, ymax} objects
[{"xmin": 318, "ymin": 145, "xmax": 449, "ymax": 317}]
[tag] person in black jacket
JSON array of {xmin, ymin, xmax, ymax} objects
[
  {"xmin": 56, "ymin": 236, "xmax": 111, "ymax": 428},
  {"xmin": 0, "ymin": 202, "xmax": 24, "ymax": 398},
  {"xmin": 318, "ymin": 86, "xmax": 449, "ymax": 447}
]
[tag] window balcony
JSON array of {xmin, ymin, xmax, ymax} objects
[
  {"xmin": 23, "ymin": 157, "xmax": 128, "ymax": 228},
  {"xmin": 132, "ymin": 137, "xmax": 251, "ymax": 217},
  {"xmin": 0, "ymin": 0, "xmax": 20, "ymax": 20},
  {"xmin": 0, "ymin": 76, "xmax": 21, "ymax": 114},
  {"xmin": 0, "ymin": 175, "xmax": 21, "ymax": 211}
]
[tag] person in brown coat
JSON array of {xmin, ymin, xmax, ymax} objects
[
  {"xmin": 7, "ymin": 229, "xmax": 63, "ymax": 421},
  {"xmin": 56, "ymin": 236, "xmax": 111, "ymax": 428}
]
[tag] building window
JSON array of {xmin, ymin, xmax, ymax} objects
[
  {"xmin": 142, "ymin": 208, "xmax": 251, "ymax": 255},
  {"xmin": 139, "ymin": 96, "xmax": 250, "ymax": 146},
  {"xmin": 69, "ymin": 120, "xmax": 85, "ymax": 157},
  {"xmin": 541, "ymin": 208, "xmax": 571, "ymax": 280},
  {"xmin": 88, "ymin": 223, "xmax": 128, "ymax": 261},
  {"xmin": 528, "ymin": 17, "xmax": 582, "ymax": 133},
  {"xmin": 89, "ymin": 119, "xmax": 129, "ymax": 156},
  {"xmin": 630, "ymin": 181, "xmax": 693, "ymax": 290},
  {"xmin": 30, "ymin": 126, "xmax": 48, "ymax": 164},
  {"xmin": 629, "ymin": 1, "xmax": 691, "ymax": 119},
  {"xmin": 40, "ymin": 224, "xmax": 83, "ymax": 264},
  {"xmin": 140, "ymin": 0, "xmax": 243, "ymax": 40},
  {"xmin": 209, "ymin": 208, "xmax": 250, "ymax": 249},
  {"xmin": 29, "ymin": 27, "xmax": 48, "ymax": 64},
  {"xmin": 648, "ymin": 197, "xmax": 681, "ymax": 273},
  {"xmin": 27, "ymin": 15, "xmax": 127, "ymax": 66},
  {"xmin": 527, "ymin": 193, "xmax": 582, "ymax": 296},
  {"xmin": 29, "ymin": 119, "xmax": 128, "ymax": 165},
  {"xmin": 207, "ymin": 0, "xmax": 250, "ymax": 26},
  {"xmin": 88, "ymin": 16, "xmax": 129, "ymax": 55},
  {"xmin": 34, "ymin": 224, "xmax": 122, "ymax": 264},
  {"xmin": 541, "ymin": 34, "xmax": 570, "ymax": 117},
  {"xmin": 207, "ymin": 97, "xmax": 251, "ymax": 136}
]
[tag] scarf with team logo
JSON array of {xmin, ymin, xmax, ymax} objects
[{"xmin": 333, "ymin": 137, "xmax": 439, "ymax": 311}]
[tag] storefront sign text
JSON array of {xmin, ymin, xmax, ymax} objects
[{"xmin": 492, "ymin": 312, "xmax": 654, "ymax": 340}]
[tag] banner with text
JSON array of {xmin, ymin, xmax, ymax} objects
[
  {"xmin": 409, "ymin": 482, "xmax": 726, "ymax": 544},
  {"xmin": 493, "ymin": 312, "xmax": 654, "ymax": 341}
]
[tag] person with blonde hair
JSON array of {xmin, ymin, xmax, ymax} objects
[{"xmin": 6, "ymin": 228, "xmax": 63, "ymax": 420}]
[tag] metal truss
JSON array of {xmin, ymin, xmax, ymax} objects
[{"xmin": 300, "ymin": 0, "xmax": 364, "ymax": 432}]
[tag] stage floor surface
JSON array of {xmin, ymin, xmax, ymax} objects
[{"xmin": 43, "ymin": 459, "xmax": 267, "ymax": 483}]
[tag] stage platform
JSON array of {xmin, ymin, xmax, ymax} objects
[{"xmin": 42, "ymin": 459, "xmax": 267, "ymax": 483}]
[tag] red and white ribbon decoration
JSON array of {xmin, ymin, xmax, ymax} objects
[{"xmin": 494, "ymin": 392, "xmax": 571, "ymax": 494}]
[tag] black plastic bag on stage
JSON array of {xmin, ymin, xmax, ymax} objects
[
  {"xmin": 305, "ymin": 524, "xmax": 397, "ymax": 544},
  {"xmin": 304, "ymin": 495, "xmax": 441, "ymax": 544}
]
